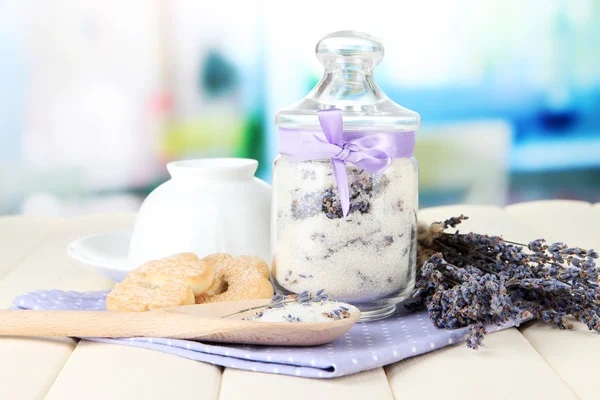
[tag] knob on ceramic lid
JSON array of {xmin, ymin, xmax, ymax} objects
[{"xmin": 316, "ymin": 30, "xmax": 384, "ymax": 69}]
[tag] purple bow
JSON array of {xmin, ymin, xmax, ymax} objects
[{"xmin": 279, "ymin": 109, "xmax": 415, "ymax": 217}]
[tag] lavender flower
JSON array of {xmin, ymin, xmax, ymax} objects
[
  {"xmin": 465, "ymin": 323, "xmax": 486, "ymax": 349},
  {"xmin": 283, "ymin": 314, "xmax": 302, "ymax": 323},
  {"xmin": 321, "ymin": 306, "xmax": 352, "ymax": 320}
]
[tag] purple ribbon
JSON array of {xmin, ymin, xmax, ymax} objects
[{"xmin": 279, "ymin": 109, "xmax": 415, "ymax": 217}]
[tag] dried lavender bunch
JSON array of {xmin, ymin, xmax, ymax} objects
[{"xmin": 414, "ymin": 216, "xmax": 599, "ymax": 349}]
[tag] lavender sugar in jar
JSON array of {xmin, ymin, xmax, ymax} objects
[{"xmin": 271, "ymin": 31, "xmax": 420, "ymax": 321}]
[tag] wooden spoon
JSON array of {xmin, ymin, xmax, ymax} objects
[{"xmin": 0, "ymin": 299, "xmax": 359, "ymax": 346}]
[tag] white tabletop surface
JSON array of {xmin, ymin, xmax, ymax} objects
[{"xmin": 0, "ymin": 200, "xmax": 599, "ymax": 400}]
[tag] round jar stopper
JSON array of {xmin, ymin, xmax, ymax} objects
[{"xmin": 316, "ymin": 31, "xmax": 384, "ymax": 70}]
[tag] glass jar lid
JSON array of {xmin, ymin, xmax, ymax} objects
[{"xmin": 275, "ymin": 30, "xmax": 420, "ymax": 132}]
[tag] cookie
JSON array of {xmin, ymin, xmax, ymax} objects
[
  {"xmin": 196, "ymin": 255, "xmax": 273, "ymax": 304},
  {"xmin": 200, "ymin": 253, "xmax": 233, "ymax": 297},
  {"xmin": 106, "ymin": 279, "xmax": 195, "ymax": 312},
  {"xmin": 131, "ymin": 252, "xmax": 214, "ymax": 296}
]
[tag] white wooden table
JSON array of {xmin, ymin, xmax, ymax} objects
[{"xmin": 0, "ymin": 200, "xmax": 599, "ymax": 400}]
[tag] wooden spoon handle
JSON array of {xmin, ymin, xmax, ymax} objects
[{"xmin": 0, "ymin": 310, "xmax": 166, "ymax": 338}]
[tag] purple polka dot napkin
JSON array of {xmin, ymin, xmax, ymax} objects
[{"xmin": 12, "ymin": 290, "xmax": 513, "ymax": 378}]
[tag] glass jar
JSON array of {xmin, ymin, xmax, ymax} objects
[{"xmin": 271, "ymin": 31, "xmax": 420, "ymax": 321}]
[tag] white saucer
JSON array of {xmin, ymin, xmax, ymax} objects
[{"xmin": 67, "ymin": 231, "xmax": 133, "ymax": 282}]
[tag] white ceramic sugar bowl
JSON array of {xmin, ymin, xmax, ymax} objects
[{"xmin": 129, "ymin": 158, "xmax": 271, "ymax": 266}]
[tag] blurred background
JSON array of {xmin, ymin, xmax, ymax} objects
[{"xmin": 1, "ymin": 0, "xmax": 599, "ymax": 216}]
